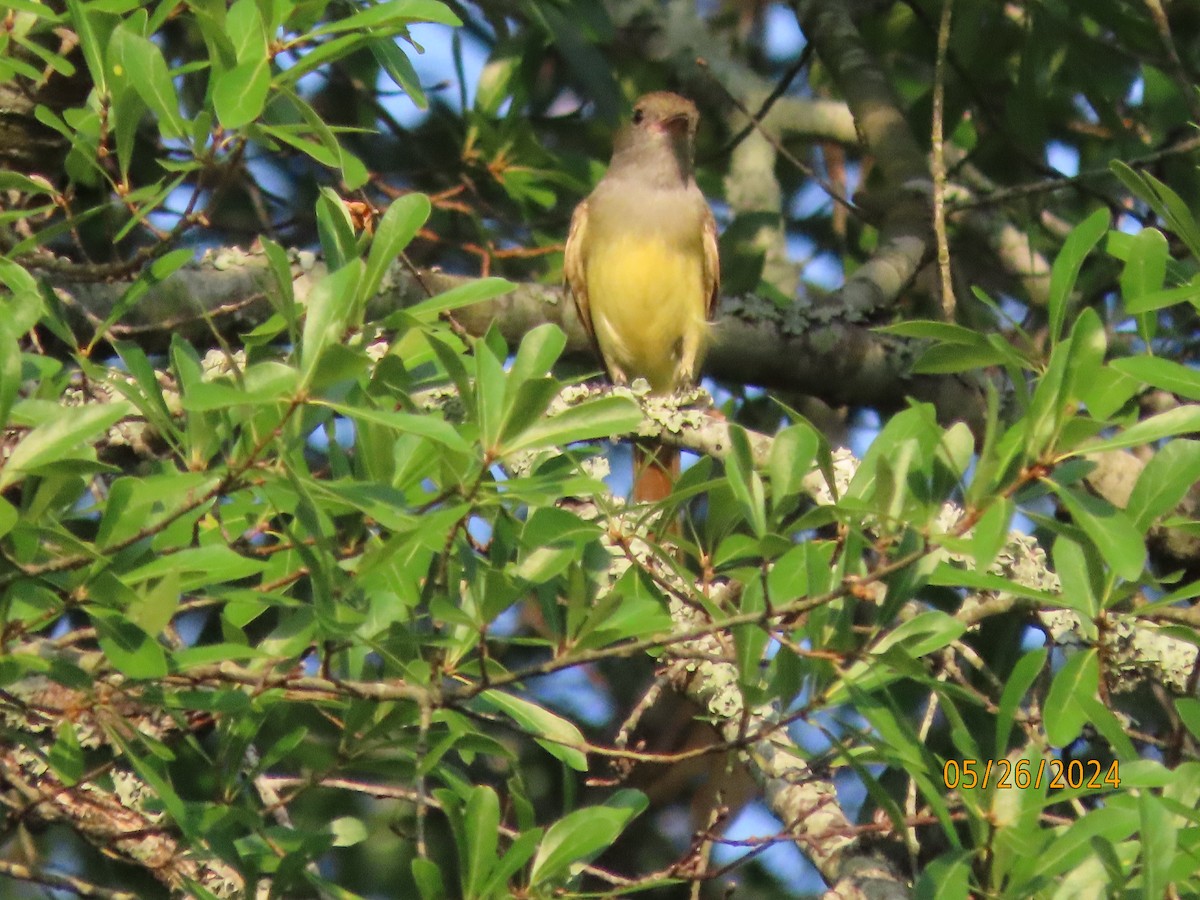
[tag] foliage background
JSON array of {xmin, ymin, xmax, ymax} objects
[{"xmin": 3, "ymin": 0, "xmax": 1200, "ymax": 897}]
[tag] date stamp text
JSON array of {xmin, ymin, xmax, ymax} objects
[{"xmin": 943, "ymin": 758, "xmax": 1120, "ymax": 791}]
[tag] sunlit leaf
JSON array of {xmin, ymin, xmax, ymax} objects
[
  {"xmin": 1044, "ymin": 649, "xmax": 1098, "ymax": 747},
  {"xmin": 478, "ymin": 691, "xmax": 588, "ymax": 771}
]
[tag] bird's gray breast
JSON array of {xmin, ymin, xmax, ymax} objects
[{"xmin": 587, "ymin": 178, "xmax": 706, "ymax": 248}]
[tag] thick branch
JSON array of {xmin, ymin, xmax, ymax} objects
[
  {"xmin": 793, "ymin": 0, "xmax": 934, "ymax": 322},
  {"xmin": 38, "ymin": 247, "xmax": 985, "ymax": 424}
]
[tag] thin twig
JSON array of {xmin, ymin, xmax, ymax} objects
[
  {"xmin": 947, "ymin": 133, "xmax": 1200, "ymax": 212},
  {"xmin": 707, "ymin": 44, "xmax": 813, "ymax": 161},
  {"xmin": 696, "ymin": 58, "xmax": 861, "ymax": 217},
  {"xmin": 1142, "ymin": 0, "xmax": 1200, "ymax": 124},
  {"xmin": 931, "ymin": 0, "xmax": 956, "ymax": 318},
  {"xmin": 0, "ymin": 861, "xmax": 137, "ymax": 900}
]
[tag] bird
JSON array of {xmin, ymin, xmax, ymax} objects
[{"xmin": 564, "ymin": 91, "xmax": 720, "ymax": 503}]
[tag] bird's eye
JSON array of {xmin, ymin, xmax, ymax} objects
[{"xmin": 632, "ymin": 108, "xmax": 645, "ymax": 124}]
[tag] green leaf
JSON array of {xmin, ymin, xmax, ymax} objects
[
  {"xmin": 406, "ymin": 277, "xmax": 515, "ymax": 319},
  {"xmin": 308, "ymin": 480, "xmax": 417, "ymax": 531},
  {"xmin": 1046, "ymin": 482, "xmax": 1145, "ymax": 581},
  {"xmin": 123, "ymin": 545, "xmax": 266, "ymax": 589},
  {"xmin": 1076, "ymin": 365, "xmax": 1141, "ymax": 420},
  {"xmin": 0, "ymin": 497, "xmax": 17, "ymax": 541},
  {"xmin": 0, "ymin": 401, "xmax": 131, "ymax": 490},
  {"xmin": 412, "ymin": 857, "xmax": 446, "ymax": 900},
  {"xmin": 182, "ymin": 361, "xmax": 300, "ymax": 411},
  {"xmin": 1025, "ymin": 336, "xmax": 1073, "ymax": 458},
  {"xmin": 95, "ymin": 472, "xmax": 215, "ymax": 549},
  {"xmin": 1051, "ymin": 534, "xmax": 1099, "ymax": 617},
  {"xmin": 914, "ymin": 850, "xmax": 972, "ymax": 900},
  {"xmin": 1043, "ymin": 649, "xmax": 1098, "ymax": 747},
  {"xmin": 107, "ymin": 68, "xmax": 146, "ymax": 181},
  {"xmin": 0, "ymin": 258, "xmax": 45, "ymax": 335},
  {"xmin": 328, "ymin": 816, "xmax": 369, "ymax": 848},
  {"xmin": 300, "ymin": 261, "xmax": 363, "ymax": 385},
  {"xmin": 874, "ymin": 610, "xmax": 965, "ymax": 658},
  {"xmin": 874, "ymin": 320, "xmax": 990, "ymax": 343},
  {"xmin": 832, "ymin": 611, "xmax": 966, "ymax": 700},
  {"xmin": 1115, "ymin": 227, "xmax": 1168, "ymax": 303},
  {"xmin": 226, "ymin": 0, "xmax": 267, "ymax": 62},
  {"xmin": 1120, "ymin": 278, "xmax": 1200, "ymax": 314},
  {"xmin": 463, "ymin": 786, "xmax": 500, "ymax": 898},
  {"xmin": 1075, "ymin": 405, "xmax": 1200, "ymax": 454},
  {"xmin": 478, "ymin": 691, "xmax": 587, "ymax": 771},
  {"xmin": 128, "ymin": 570, "xmax": 181, "ymax": 636},
  {"xmin": 1175, "ymin": 698, "xmax": 1200, "ymax": 741},
  {"xmin": 256, "ymin": 123, "xmax": 337, "ymax": 167},
  {"xmin": 529, "ymin": 791, "xmax": 646, "ymax": 885},
  {"xmin": 90, "ymin": 609, "xmax": 169, "ymax": 678},
  {"xmin": 508, "ymin": 324, "xmax": 567, "ymax": 388},
  {"xmin": 1138, "ymin": 791, "xmax": 1175, "ymax": 900},
  {"xmin": 426, "ymin": 333, "xmax": 474, "ymax": 407},
  {"xmin": 108, "ymin": 25, "xmax": 186, "ymax": 141},
  {"xmin": 514, "ymin": 509, "xmax": 597, "ymax": 584},
  {"xmin": 274, "ymin": 32, "xmax": 362, "ymax": 87},
  {"xmin": 927, "ymin": 563, "xmax": 1061, "ymax": 603},
  {"xmin": 768, "ymin": 422, "xmax": 818, "ymax": 508},
  {"xmin": 362, "ymin": 193, "xmax": 431, "ymax": 302},
  {"xmin": 312, "ymin": 0, "xmax": 461, "ymax": 34},
  {"xmin": 65, "ymin": 0, "xmax": 111, "ymax": 93},
  {"xmin": 497, "ymin": 378, "xmax": 561, "ymax": 450},
  {"xmin": 0, "ymin": 315, "xmax": 21, "ymax": 429},
  {"xmin": 1025, "ymin": 805, "xmax": 1138, "ymax": 884},
  {"xmin": 213, "ymin": 57, "xmax": 270, "ymax": 128},
  {"xmin": 100, "ymin": 723, "xmax": 185, "ymax": 823},
  {"xmin": 474, "ymin": 334, "xmax": 508, "ymax": 450},
  {"xmin": 911, "ymin": 340, "xmax": 1014, "ymax": 375},
  {"xmin": 499, "ymin": 395, "xmax": 641, "ymax": 456},
  {"xmin": 280, "ymin": 87, "xmax": 369, "ymax": 189},
  {"xmin": 1126, "ymin": 440, "xmax": 1200, "ymax": 532},
  {"xmin": 1063, "ymin": 307, "xmax": 1106, "ymax": 408},
  {"xmin": 1114, "ymin": 226, "xmax": 1168, "ymax": 342},
  {"xmin": 48, "ymin": 722, "xmax": 85, "ymax": 786},
  {"xmin": 1047, "ymin": 207, "xmax": 1108, "ymax": 343},
  {"xmin": 725, "ymin": 425, "xmax": 767, "ymax": 536},
  {"xmin": 479, "ymin": 829, "xmax": 542, "ymax": 898},
  {"xmin": 969, "ymin": 498, "xmax": 1011, "ymax": 573},
  {"xmin": 0, "ymin": 172, "xmax": 57, "ymax": 196},
  {"xmin": 15, "ymin": 27, "xmax": 77, "ymax": 77},
  {"xmin": 316, "ymin": 401, "xmax": 472, "ymax": 454},
  {"xmin": 994, "ymin": 648, "xmax": 1047, "ymax": 758},
  {"xmin": 315, "ymin": 187, "xmax": 359, "ymax": 271},
  {"xmin": 1110, "ymin": 356, "xmax": 1200, "ymax": 401},
  {"xmin": 1111, "ymin": 161, "xmax": 1200, "ymax": 260},
  {"xmin": 1080, "ymin": 696, "xmax": 1137, "ymax": 761},
  {"xmin": 733, "ymin": 580, "xmax": 768, "ymax": 695},
  {"xmin": 370, "ymin": 37, "xmax": 427, "ymax": 108},
  {"xmin": 845, "ymin": 404, "xmax": 940, "ymax": 503}
]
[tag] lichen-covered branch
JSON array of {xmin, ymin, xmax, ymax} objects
[
  {"xmin": 31, "ymin": 246, "xmax": 986, "ymax": 424},
  {"xmin": 0, "ymin": 663, "xmax": 244, "ymax": 897}
]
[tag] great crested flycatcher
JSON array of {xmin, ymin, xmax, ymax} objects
[{"xmin": 565, "ymin": 92, "xmax": 720, "ymax": 502}]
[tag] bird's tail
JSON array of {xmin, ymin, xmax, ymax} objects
[{"xmin": 632, "ymin": 440, "xmax": 679, "ymax": 504}]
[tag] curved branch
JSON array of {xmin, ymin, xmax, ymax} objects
[{"xmin": 793, "ymin": 0, "xmax": 934, "ymax": 323}]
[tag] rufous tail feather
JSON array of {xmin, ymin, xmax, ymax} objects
[{"xmin": 632, "ymin": 440, "xmax": 679, "ymax": 504}]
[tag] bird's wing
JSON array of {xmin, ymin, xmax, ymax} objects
[
  {"xmin": 701, "ymin": 205, "xmax": 720, "ymax": 320},
  {"xmin": 564, "ymin": 200, "xmax": 593, "ymax": 342},
  {"xmin": 566, "ymin": 199, "xmax": 612, "ymax": 379}
]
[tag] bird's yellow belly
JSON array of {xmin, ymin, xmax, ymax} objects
[{"xmin": 586, "ymin": 233, "xmax": 708, "ymax": 394}]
